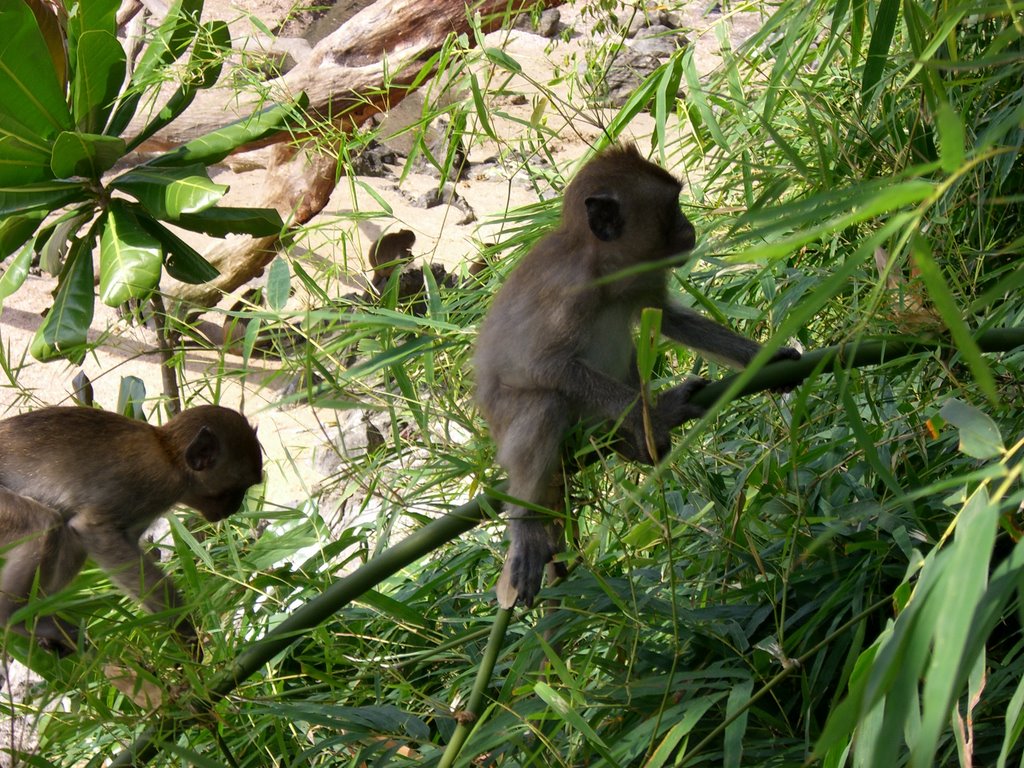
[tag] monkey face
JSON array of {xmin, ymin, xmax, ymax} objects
[
  {"xmin": 188, "ymin": 486, "xmax": 253, "ymax": 522},
  {"xmin": 570, "ymin": 145, "xmax": 697, "ymax": 261},
  {"xmin": 178, "ymin": 407, "xmax": 264, "ymax": 522}
]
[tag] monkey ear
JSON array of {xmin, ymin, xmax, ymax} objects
[
  {"xmin": 184, "ymin": 426, "xmax": 220, "ymax": 472},
  {"xmin": 584, "ymin": 194, "xmax": 625, "ymax": 242}
]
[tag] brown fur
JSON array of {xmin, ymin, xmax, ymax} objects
[
  {"xmin": 475, "ymin": 144, "xmax": 800, "ymax": 608},
  {"xmin": 0, "ymin": 405, "xmax": 262, "ymax": 654}
]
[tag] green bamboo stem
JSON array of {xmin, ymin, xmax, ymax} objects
[{"xmin": 437, "ymin": 607, "xmax": 513, "ymax": 768}]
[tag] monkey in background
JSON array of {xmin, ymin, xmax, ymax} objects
[
  {"xmin": 475, "ymin": 143, "xmax": 801, "ymax": 610},
  {"xmin": 0, "ymin": 405, "xmax": 263, "ymax": 655}
]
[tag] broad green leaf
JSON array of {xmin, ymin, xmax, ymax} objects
[
  {"xmin": 99, "ymin": 202, "xmax": 163, "ymax": 305},
  {"xmin": 116, "ymin": 375, "xmax": 147, "ymax": 420},
  {"xmin": 65, "ymin": 0, "xmax": 119, "ymax": 69},
  {"xmin": 50, "ymin": 132, "xmax": 126, "ymax": 179},
  {"xmin": 72, "ymin": 30, "xmax": 126, "ymax": 134},
  {"xmin": 127, "ymin": 20, "xmax": 230, "ymax": 151},
  {"xmin": 938, "ymin": 399, "xmax": 1004, "ymax": 459},
  {"xmin": 861, "ymin": 0, "xmax": 899, "ymax": 103},
  {"xmin": 266, "ymin": 257, "xmax": 290, "ymax": 311},
  {"xmin": 136, "ymin": 214, "xmax": 220, "ymax": 283},
  {"xmin": 0, "ymin": 181, "xmax": 87, "ymax": 217},
  {"xmin": 38, "ymin": 209, "xmax": 91, "ymax": 275},
  {"xmin": 0, "ymin": 237, "xmax": 33, "ymax": 310},
  {"xmin": 30, "ymin": 238, "xmax": 95, "ymax": 363},
  {"xmin": 132, "ymin": 0, "xmax": 203, "ymax": 83},
  {"xmin": 0, "ymin": 210, "xmax": 46, "ymax": 260},
  {"xmin": 0, "ymin": 137, "xmax": 53, "ymax": 185},
  {"xmin": 0, "ymin": 2, "xmax": 73, "ymax": 146},
  {"xmin": 174, "ymin": 206, "xmax": 284, "ymax": 237},
  {"xmin": 110, "ymin": 164, "xmax": 227, "ymax": 219},
  {"xmin": 146, "ymin": 97, "xmax": 308, "ymax": 167}
]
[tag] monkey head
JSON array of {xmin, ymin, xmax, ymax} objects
[
  {"xmin": 564, "ymin": 143, "xmax": 696, "ymax": 261},
  {"xmin": 171, "ymin": 406, "xmax": 264, "ymax": 522}
]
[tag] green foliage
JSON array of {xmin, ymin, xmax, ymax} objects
[
  {"xmin": 3, "ymin": 1, "xmax": 1023, "ymax": 767},
  {"xmin": 0, "ymin": 0, "xmax": 295, "ymax": 363}
]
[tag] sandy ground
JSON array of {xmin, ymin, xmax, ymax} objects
[{"xmin": 0, "ymin": 0, "xmax": 768, "ymax": 759}]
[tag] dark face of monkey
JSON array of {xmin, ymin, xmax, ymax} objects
[
  {"xmin": 173, "ymin": 406, "xmax": 264, "ymax": 522},
  {"xmin": 566, "ymin": 144, "xmax": 696, "ymax": 264}
]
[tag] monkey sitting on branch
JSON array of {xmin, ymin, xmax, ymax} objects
[
  {"xmin": 475, "ymin": 143, "xmax": 801, "ymax": 609},
  {"xmin": 0, "ymin": 405, "xmax": 263, "ymax": 656}
]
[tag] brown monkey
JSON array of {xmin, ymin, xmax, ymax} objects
[
  {"xmin": 0, "ymin": 405, "xmax": 263, "ymax": 655},
  {"xmin": 475, "ymin": 143, "xmax": 801, "ymax": 609}
]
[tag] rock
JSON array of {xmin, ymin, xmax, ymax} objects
[
  {"xmin": 601, "ymin": 50, "xmax": 664, "ymax": 107},
  {"xmin": 350, "ymin": 140, "xmax": 398, "ymax": 177},
  {"xmin": 537, "ymin": 9, "xmax": 561, "ymax": 37},
  {"xmin": 632, "ymin": 25, "xmax": 687, "ymax": 58},
  {"xmin": 514, "ymin": 8, "xmax": 560, "ymax": 37},
  {"xmin": 315, "ymin": 409, "xmax": 392, "ymax": 470}
]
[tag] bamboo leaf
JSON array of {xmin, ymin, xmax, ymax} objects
[
  {"xmin": 914, "ymin": 487, "xmax": 997, "ymax": 766},
  {"xmin": 911, "ymin": 235, "xmax": 997, "ymax": 403},
  {"xmin": 938, "ymin": 399, "xmax": 1004, "ymax": 460},
  {"xmin": 861, "ymin": 0, "xmax": 900, "ymax": 102},
  {"xmin": 266, "ymin": 257, "xmax": 290, "ymax": 311},
  {"xmin": 935, "ymin": 99, "xmax": 965, "ymax": 173}
]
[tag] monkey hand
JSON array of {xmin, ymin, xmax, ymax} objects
[
  {"xmin": 497, "ymin": 519, "xmax": 560, "ymax": 609},
  {"xmin": 654, "ymin": 377, "xmax": 709, "ymax": 433}
]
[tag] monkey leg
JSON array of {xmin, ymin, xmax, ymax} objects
[
  {"xmin": 493, "ymin": 396, "xmax": 570, "ymax": 609},
  {"xmin": 0, "ymin": 489, "xmax": 86, "ymax": 654}
]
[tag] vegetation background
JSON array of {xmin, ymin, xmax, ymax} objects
[{"xmin": 0, "ymin": 0, "xmax": 1022, "ymax": 766}]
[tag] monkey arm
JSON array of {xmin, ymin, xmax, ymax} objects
[
  {"xmin": 661, "ymin": 304, "xmax": 766, "ymax": 367},
  {"xmin": 70, "ymin": 517, "xmax": 197, "ymax": 641}
]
